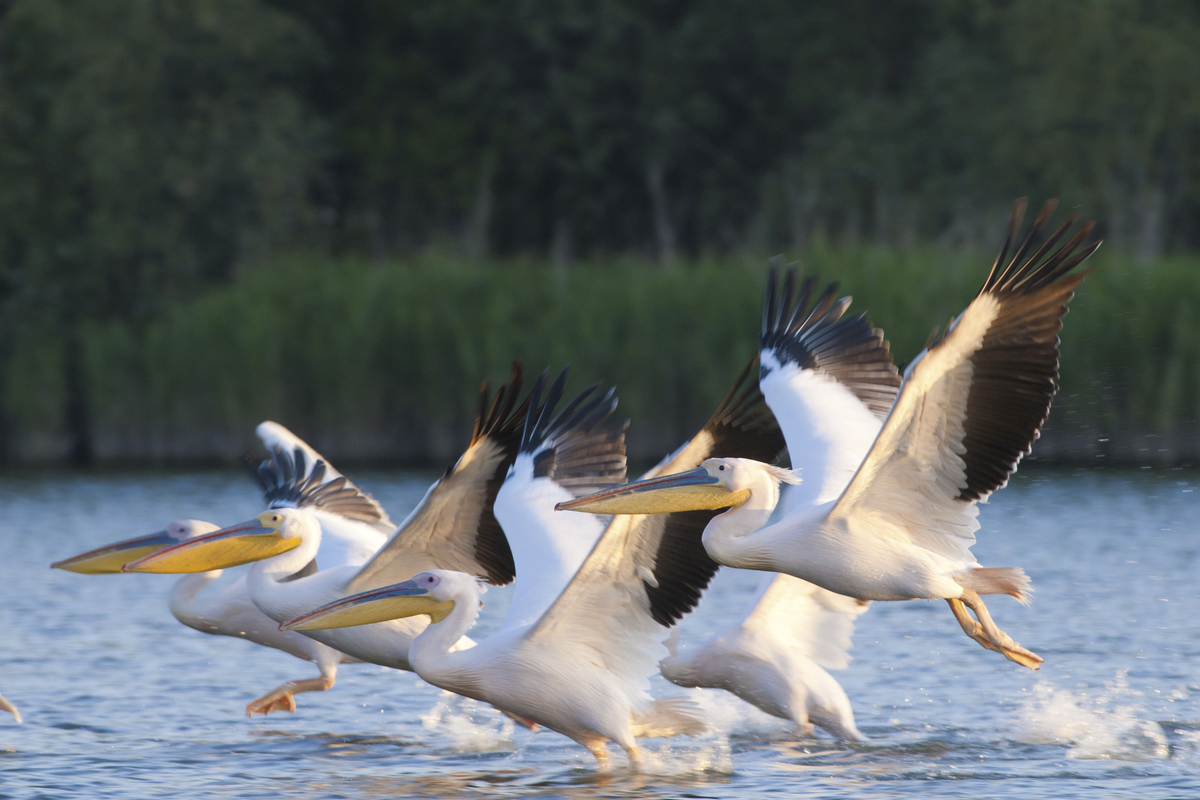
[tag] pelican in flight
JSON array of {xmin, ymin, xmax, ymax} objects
[
  {"xmin": 660, "ymin": 263, "xmax": 901, "ymax": 740},
  {"xmin": 560, "ymin": 199, "xmax": 1100, "ymax": 670},
  {"xmin": 52, "ymin": 421, "xmax": 385, "ymax": 715},
  {"xmin": 281, "ymin": 360, "xmax": 786, "ymax": 767},
  {"xmin": 123, "ymin": 367, "xmax": 548, "ymax": 710},
  {"xmin": 0, "ymin": 693, "xmax": 19, "ymax": 723}
]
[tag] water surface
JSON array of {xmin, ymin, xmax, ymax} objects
[{"xmin": 0, "ymin": 467, "xmax": 1197, "ymax": 799}]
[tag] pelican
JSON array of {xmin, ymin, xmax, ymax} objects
[
  {"xmin": 52, "ymin": 422, "xmax": 389, "ymax": 715},
  {"xmin": 659, "ymin": 263, "xmax": 901, "ymax": 739},
  {"xmin": 280, "ymin": 360, "xmax": 786, "ymax": 767},
  {"xmin": 122, "ymin": 366, "xmax": 553, "ymax": 698},
  {"xmin": 560, "ymin": 199, "xmax": 1100, "ymax": 670},
  {"xmin": 0, "ymin": 693, "xmax": 20, "ymax": 723}
]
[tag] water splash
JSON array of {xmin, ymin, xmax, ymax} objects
[
  {"xmin": 420, "ymin": 693, "xmax": 516, "ymax": 753},
  {"xmin": 1016, "ymin": 670, "xmax": 1169, "ymax": 761}
]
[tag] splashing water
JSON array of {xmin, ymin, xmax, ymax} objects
[
  {"xmin": 420, "ymin": 693, "xmax": 517, "ymax": 753},
  {"xmin": 1016, "ymin": 670, "xmax": 1169, "ymax": 760}
]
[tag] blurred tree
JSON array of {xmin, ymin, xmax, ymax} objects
[{"xmin": 0, "ymin": 0, "xmax": 323, "ymax": 462}]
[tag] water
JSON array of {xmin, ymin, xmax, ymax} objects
[{"xmin": 1, "ymin": 467, "xmax": 1198, "ymax": 799}]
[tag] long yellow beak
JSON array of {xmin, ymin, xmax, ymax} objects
[
  {"xmin": 555, "ymin": 467, "xmax": 750, "ymax": 514},
  {"xmin": 122, "ymin": 514, "xmax": 301, "ymax": 574},
  {"xmin": 280, "ymin": 580, "xmax": 455, "ymax": 631},
  {"xmin": 52, "ymin": 530, "xmax": 181, "ymax": 574}
]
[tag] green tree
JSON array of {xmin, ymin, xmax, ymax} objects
[{"xmin": 0, "ymin": 0, "xmax": 323, "ymax": 462}]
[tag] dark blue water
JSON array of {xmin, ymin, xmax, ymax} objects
[{"xmin": 1, "ymin": 468, "xmax": 1197, "ymax": 799}]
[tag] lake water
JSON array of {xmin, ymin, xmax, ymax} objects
[{"xmin": 1, "ymin": 467, "xmax": 1198, "ymax": 799}]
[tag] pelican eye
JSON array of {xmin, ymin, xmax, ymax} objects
[{"xmin": 718, "ymin": 465, "xmax": 726, "ymax": 471}]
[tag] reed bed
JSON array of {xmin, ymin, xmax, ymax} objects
[{"xmin": 11, "ymin": 246, "xmax": 1200, "ymax": 465}]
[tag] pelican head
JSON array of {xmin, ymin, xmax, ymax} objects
[
  {"xmin": 281, "ymin": 570, "xmax": 460, "ymax": 631},
  {"xmin": 52, "ymin": 519, "xmax": 220, "ymax": 574},
  {"xmin": 556, "ymin": 457, "xmax": 797, "ymax": 515},
  {"xmin": 121, "ymin": 509, "xmax": 307, "ymax": 574}
]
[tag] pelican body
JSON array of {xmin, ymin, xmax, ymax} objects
[
  {"xmin": 121, "ymin": 365, "xmax": 577, "ymax": 725},
  {"xmin": 282, "ymin": 362, "xmax": 791, "ymax": 767},
  {"xmin": 51, "ymin": 418, "xmax": 381, "ymax": 717},
  {"xmin": 561, "ymin": 200, "xmax": 1101, "ymax": 670}
]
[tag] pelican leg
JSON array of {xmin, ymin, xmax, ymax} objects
[
  {"xmin": 621, "ymin": 744, "xmax": 644, "ymax": 771},
  {"xmin": 0, "ymin": 693, "xmax": 22, "ymax": 724},
  {"xmin": 246, "ymin": 672, "xmax": 335, "ymax": 716},
  {"xmin": 502, "ymin": 710, "xmax": 539, "ymax": 731},
  {"xmin": 954, "ymin": 591, "xmax": 1044, "ymax": 670},
  {"xmin": 946, "ymin": 598, "xmax": 1004, "ymax": 654},
  {"xmin": 582, "ymin": 738, "xmax": 611, "ymax": 769}
]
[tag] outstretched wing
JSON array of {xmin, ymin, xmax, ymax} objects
[
  {"xmin": 345, "ymin": 364, "xmax": 529, "ymax": 592},
  {"xmin": 735, "ymin": 572, "xmax": 870, "ymax": 670},
  {"xmin": 495, "ymin": 368, "xmax": 628, "ymax": 630},
  {"xmin": 830, "ymin": 199, "xmax": 1100, "ymax": 561},
  {"xmin": 251, "ymin": 444, "xmax": 393, "ymax": 535},
  {"xmin": 759, "ymin": 260, "xmax": 901, "ymax": 505},
  {"xmin": 633, "ymin": 358, "xmax": 787, "ymax": 626},
  {"xmin": 257, "ymin": 421, "xmax": 346, "ymax": 481},
  {"xmin": 527, "ymin": 356, "xmax": 788, "ymax": 687}
]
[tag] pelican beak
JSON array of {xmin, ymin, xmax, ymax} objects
[
  {"xmin": 52, "ymin": 530, "xmax": 182, "ymax": 574},
  {"xmin": 122, "ymin": 514, "xmax": 300, "ymax": 573},
  {"xmin": 555, "ymin": 467, "xmax": 750, "ymax": 515},
  {"xmin": 280, "ymin": 580, "xmax": 455, "ymax": 631}
]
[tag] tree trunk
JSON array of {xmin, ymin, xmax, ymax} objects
[
  {"xmin": 64, "ymin": 328, "xmax": 93, "ymax": 466},
  {"xmin": 646, "ymin": 161, "xmax": 675, "ymax": 265},
  {"xmin": 467, "ymin": 166, "xmax": 494, "ymax": 262}
]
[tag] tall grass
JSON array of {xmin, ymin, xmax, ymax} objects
[{"xmin": 12, "ymin": 245, "xmax": 1200, "ymax": 465}]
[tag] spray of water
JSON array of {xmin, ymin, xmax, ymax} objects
[
  {"xmin": 420, "ymin": 693, "xmax": 517, "ymax": 753},
  {"xmin": 1016, "ymin": 670, "xmax": 1169, "ymax": 760}
]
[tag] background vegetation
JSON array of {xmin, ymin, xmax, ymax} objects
[{"xmin": 0, "ymin": 0, "xmax": 1197, "ymax": 466}]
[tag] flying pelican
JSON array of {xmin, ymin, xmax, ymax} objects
[
  {"xmin": 122, "ymin": 366, "xmax": 551, "ymax": 695},
  {"xmin": 280, "ymin": 361, "xmax": 786, "ymax": 768},
  {"xmin": 0, "ymin": 693, "xmax": 20, "ymax": 723},
  {"xmin": 51, "ymin": 422, "xmax": 390, "ymax": 715},
  {"xmin": 559, "ymin": 199, "xmax": 1100, "ymax": 670},
  {"xmin": 659, "ymin": 263, "xmax": 901, "ymax": 740}
]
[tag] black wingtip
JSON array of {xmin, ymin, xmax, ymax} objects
[
  {"xmin": 760, "ymin": 262, "xmax": 901, "ymax": 419},
  {"xmin": 517, "ymin": 367, "xmax": 627, "ymax": 494},
  {"xmin": 983, "ymin": 199, "xmax": 1100, "ymax": 297}
]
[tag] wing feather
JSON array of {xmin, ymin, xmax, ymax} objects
[
  {"xmin": 830, "ymin": 200, "xmax": 1099, "ymax": 560},
  {"xmin": 346, "ymin": 363, "xmax": 528, "ymax": 591},
  {"xmin": 496, "ymin": 368, "xmax": 628, "ymax": 630},
  {"xmin": 759, "ymin": 261, "xmax": 901, "ymax": 505},
  {"xmin": 249, "ymin": 444, "xmax": 393, "ymax": 534}
]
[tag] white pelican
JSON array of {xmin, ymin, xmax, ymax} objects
[
  {"xmin": 51, "ymin": 422, "xmax": 387, "ymax": 715},
  {"xmin": 659, "ymin": 263, "xmax": 901, "ymax": 740},
  {"xmin": 0, "ymin": 693, "xmax": 20, "ymax": 723},
  {"xmin": 122, "ymin": 367, "xmax": 561, "ymax": 701},
  {"xmin": 559, "ymin": 199, "xmax": 1101, "ymax": 670},
  {"xmin": 280, "ymin": 361, "xmax": 787, "ymax": 767}
]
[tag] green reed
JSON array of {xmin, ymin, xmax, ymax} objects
[{"xmin": 10, "ymin": 245, "xmax": 1199, "ymax": 464}]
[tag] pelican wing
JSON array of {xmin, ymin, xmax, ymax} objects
[
  {"xmin": 634, "ymin": 357, "xmax": 788, "ymax": 625},
  {"xmin": 829, "ymin": 200, "xmax": 1100, "ymax": 560},
  {"xmin": 531, "ymin": 356, "xmax": 788, "ymax": 672},
  {"xmin": 346, "ymin": 364, "xmax": 528, "ymax": 592},
  {"xmin": 523, "ymin": 512, "xmax": 671, "ymax": 698},
  {"xmin": 759, "ymin": 263, "xmax": 901, "ymax": 504},
  {"xmin": 495, "ymin": 368, "xmax": 628, "ymax": 630},
  {"xmin": 736, "ymin": 573, "xmax": 870, "ymax": 670},
  {"xmin": 257, "ymin": 421, "xmax": 346, "ymax": 481},
  {"xmin": 251, "ymin": 445, "xmax": 393, "ymax": 535}
]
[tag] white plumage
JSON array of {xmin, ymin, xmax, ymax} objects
[
  {"xmin": 51, "ymin": 422, "xmax": 377, "ymax": 715},
  {"xmin": 280, "ymin": 365, "xmax": 785, "ymax": 767},
  {"xmin": 658, "ymin": 265, "xmax": 899, "ymax": 738},
  {"xmin": 121, "ymin": 366, "xmax": 549, "ymax": 713},
  {"xmin": 561, "ymin": 200, "xmax": 1101, "ymax": 671}
]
